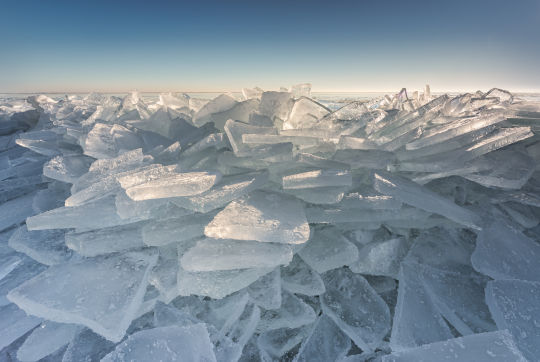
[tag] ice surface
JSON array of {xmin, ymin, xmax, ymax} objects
[
  {"xmin": 102, "ymin": 324, "xmax": 217, "ymax": 362},
  {"xmin": 178, "ymin": 266, "xmax": 273, "ymax": 299},
  {"xmin": 298, "ymin": 227, "xmax": 359, "ymax": 274},
  {"xmin": 9, "ymin": 226, "xmax": 70, "ymax": 265},
  {"xmin": 16, "ymin": 321, "xmax": 81, "ymax": 362},
  {"xmin": 125, "ymin": 171, "xmax": 221, "ymax": 200},
  {"xmin": 258, "ymin": 290, "xmax": 316, "ymax": 331},
  {"xmin": 247, "ymin": 268, "xmax": 282, "ymax": 309},
  {"xmin": 205, "ymin": 190, "xmax": 310, "ymax": 244},
  {"xmin": 294, "ymin": 315, "xmax": 351, "ymax": 362},
  {"xmin": 486, "ymin": 279, "xmax": 540, "ymax": 361},
  {"xmin": 1, "ymin": 86, "xmax": 539, "ymax": 360},
  {"xmin": 472, "ymin": 222, "xmax": 540, "ymax": 282},
  {"xmin": 383, "ymin": 330, "xmax": 526, "ymax": 362},
  {"xmin": 8, "ymin": 251, "xmax": 157, "ymax": 342},
  {"xmin": 281, "ymin": 255, "xmax": 325, "ymax": 296},
  {"xmin": 374, "ymin": 172, "xmax": 482, "ymax": 229},
  {"xmin": 181, "ymin": 238, "xmax": 293, "ymax": 271},
  {"xmin": 321, "ymin": 268, "xmax": 390, "ymax": 351},
  {"xmin": 0, "ymin": 303, "xmax": 42, "ymax": 350}
]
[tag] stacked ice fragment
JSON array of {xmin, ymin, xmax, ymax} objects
[{"xmin": 0, "ymin": 84, "xmax": 540, "ymax": 361}]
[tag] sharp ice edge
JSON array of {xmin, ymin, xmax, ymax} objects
[{"xmin": 0, "ymin": 85, "xmax": 539, "ymax": 361}]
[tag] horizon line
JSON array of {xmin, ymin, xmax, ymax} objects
[{"xmin": 2, "ymin": 89, "xmax": 540, "ymax": 95}]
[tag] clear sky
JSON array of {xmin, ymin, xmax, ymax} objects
[{"xmin": 1, "ymin": 0, "xmax": 539, "ymax": 93}]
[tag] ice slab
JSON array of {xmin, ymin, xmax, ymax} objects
[
  {"xmin": 348, "ymin": 237, "xmax": 408, "ymax": 278},
  {"xmin": 321, "ymin": 268, "xmax": 390, "ymax": 351},
  {"xmin": 258, "ymin": 326, "xmax": 310, "ymax": 359},
  {"xmin": 298, "ymin": 227, "xmax": 359, "ymax": 274},
  {"xmin": 17, "ymin": 322, "xmax": 81, "ymax": 362},
  {"xmin": 390, "ymin": 263, "xmax": 453, "ymax": 351},
  {"xmin": 26, "ymin": 196, "xmax": 141, "ymax": 231},
  {"xmin": 126, "ymin": 171, "xmax": 221, "ymax": 200},
  {"xmin": 8, "ymin": 251, "xmax": 158, "ymax": 342},
  {"xmin": 383, "ymin": 330, "xmax": 526, "ymax": 362},
  {"xmin": 0, "ymin": 191, "xmax": 36, "ymax": 232},
  {"xmin": 178, "ymin": 266, "xmax": 273, "ymax": 299},
  {"xmin": 247, "ymin": 268, "xmax": 282, "ymax": 310},
  {"xmin": 282, "ymin": 169, "xmax": 352, "ymax": 189},
  {"xmin": 142, "ymin": 213, "xmax": 210, "ymax": 246},
  {"xmin": 205, "ymin": 190, "xmax": 310, "ymax": 244},
  {"xmin": 486, "ymin": 279, "xmax": 540, "ymax": 362},
  {"xmin": 373, "ymin": 172, "xmax": 482, "ymax": 230},
  {"xmin": 283, "ymin": 97, "xmax": 330, "ymax": 130},
  {"xmin": 294, "ymin": 315, "xmax": 351, "ymax": 362},
  {"xmin": 65, "ymin": 223, "xmax": 145, "ymax": 257},
  {"xmin": 101, "ymin": 324, "xmax": 216, "ymax": 362},
  {"xmin": 281, "ymin": 255, "xmax": 325, "ymax": 296},
  {"xmin": 43, "ymin": 155, "xmax": 92, "ymax": 183},
  {"xmin": 9, "ymin": 226, "xmax": 71, "ymax": 265},
  {"xmin": 0, "ymin": 303, "xmax": 42, "ymax": 351},
  {"xmin": 181, "ymin": 238, "xmax": 293, "ymax": 272},
  {"xmin": 148, "ymin": 258, "xmax": 179, "ymax": 303},
  {"xmin": 258, "ymin": 290, "xmax": 316, "ymax": 331},
  {"xmin": 472, "ymin": 222, "xmax": 540, "ymax": 282}
]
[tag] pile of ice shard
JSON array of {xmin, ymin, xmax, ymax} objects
[{"xmin": 1, "ymin": 84, "xmax": 540, "ymax": 361}]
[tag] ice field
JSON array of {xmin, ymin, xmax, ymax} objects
[{"xmin": 0, "ymin": 84, "xmax": 540, "ymax": 361}]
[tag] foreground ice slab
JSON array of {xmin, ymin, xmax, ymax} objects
[
  {"xmin": 8, "ymin": 251, "xmax": 157, "ymax": 342},
  {"xmin": 205, "ymin": 190, "xmax": 310, "ymax": 244},
  {"xmin": 486, "ymin": 279, "xmax": 540, "ymax": 362},
  {"xmin": 102, "ymin": 324, "xmax": 216, "ymax": 362},
  {"xmin": 383, "ymin": 330, "xmax": 526, "ymax": 362}
]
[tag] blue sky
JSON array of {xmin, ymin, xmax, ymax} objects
[{"xmin": 1, "ymin": 0, "xmax": 539, "ymax": 93}]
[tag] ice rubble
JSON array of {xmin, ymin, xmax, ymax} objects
[{"xmin": 0, "ymin": 84, "xmax": 539, "ymax": 361}]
